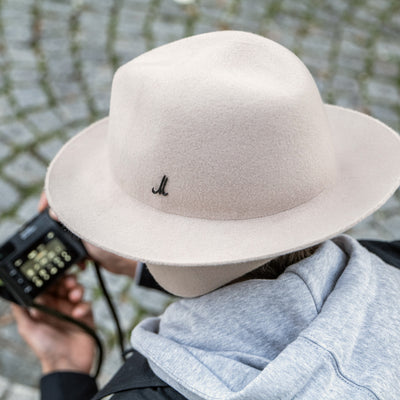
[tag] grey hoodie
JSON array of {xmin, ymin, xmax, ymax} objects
[{"xmin": 130, "ymin": 234, "xmax": 400, "ymax": 400}]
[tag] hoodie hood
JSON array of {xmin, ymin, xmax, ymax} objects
[{"xmin": 130, "ymin": 234, "xmax": 400, "ymax": 400}]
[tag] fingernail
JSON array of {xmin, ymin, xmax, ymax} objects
[{"xmin": 49, "ymin": 209, "xmax": 58, "ymax": 221}]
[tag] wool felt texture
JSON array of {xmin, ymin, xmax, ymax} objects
[
  {"xmin": 131, "ymin": 234, "xmax": 400, "ymax": 400},
  {"xmin": 45, "ymin": 31, "xmax": 400, "ymax": 296},
  {"xmin": 146, "ymin": 258, "xmax": 273, "ymax": 297}
]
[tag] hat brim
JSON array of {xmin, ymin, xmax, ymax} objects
[{"xmin": 45, "ymin": 104, "xmax": 400, "ymax": 267}]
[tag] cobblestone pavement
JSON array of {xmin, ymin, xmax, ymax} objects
[{"xmin": 0, "ymin": 0, "xmax": 400, "ymax": 397}]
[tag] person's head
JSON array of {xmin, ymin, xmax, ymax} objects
[{"xmin": 45, "ymin": 31, "xmax": 400, "ymax": 300}]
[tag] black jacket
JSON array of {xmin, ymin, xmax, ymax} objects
[{"xmin": 40, "ymin": 238, "xmax": 400, "ymax": 400}]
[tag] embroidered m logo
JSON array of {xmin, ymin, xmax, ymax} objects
[{"xmin": 152, "ymin": 175, "xmax": 169, "ymax": 196}]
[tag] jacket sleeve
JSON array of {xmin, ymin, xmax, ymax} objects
[
  {"xmin": 40, "ymin": 372, "xmax": 98, "ymax": 400},
  {"xmin": 358, "ymin": 239, "xmax": 400, "ymax": 270}
]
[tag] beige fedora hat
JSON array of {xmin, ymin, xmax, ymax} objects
[{"xmin": 46, "ymin": 30, "xmax": 400, "ymax": 295}]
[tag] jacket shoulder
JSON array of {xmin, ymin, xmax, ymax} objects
[
  {"xmin": 92, "ymin": 350, "xmax": 187, "ymax": 400},
  {"xmin": 358, "ymin": 238, "xmax": 400, "ymax": 270}
]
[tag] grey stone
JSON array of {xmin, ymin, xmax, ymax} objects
[
  {"xmin": 64, "ymin": 123, "xmax": 87, "ymax": 139},
  {"xmin": 2, "ymin": 17, "xmax": 31, "ymax": 46},
  {"xmin": 77, "ymin": 267, "xmax": 98, "ymax": 291},
  {"xmin": 0, "ymin": 179, "xmax": 20, "ymax": 213},
  {"xmin": 0, "ymin": 121, "xmax": 35, "ymax": 146},
  {"xmin": 336, "ymin": 53, "xmax": 365, "ymax": 72},
  {"xmin": 13, "ymin": 86, "xmax": 48, "ymax": 109},
  {"xmin": 0, "ymin": 323, "xmax": 26, "ymax": 347},
  {"xmin": 36, "ymin": 137, "xmax": 64, "ymax": 162},
  {"xmin": 27, "ymin": 109, "xmax": 63, "ymax": 136},
  {"xmin": 376, "ymin": 40, "xmax": 400, "ymax": 61},
  {"xmin": 3, "ymin": 153, "xmax": 46, "ymax": 187},
  {"xmin": 0, "ymin": 97, "xmax": 13, "ymax": 120},
  {"xmin": 379, "ymin": 193, "xmax": 400, "ymax": 217},
  {"xmin": 0, "ymin": 219, "xmax": 21, "ymax": 243},
  {"xmin": 367, "ymin": 79, "xmax": 399, "ymax": 102},
  {"xmin": 58, "ymin": 100, "xmax": 90, "ymax": 125},
  {"xmin": 333, "ymin": 93, "xmax": 362, "ymax": 109},
  {"xmin": 332, "ymin": 74, "xmax": 360, "ymax": 92},
  {"xmin": 381, "ymin": 215, "xmax": 400, "ymax": 239},
  {"xmin": 16, "ymin": 195, "xmax": 40, "ymax": 222},
  {"xmin": 369, "ymin": 104, "xmax": 398, "ymax": 130},
  {"xmin": 41, "ymin": 0, "xmax": 70, "ymax": 14},
  {"xmin": 0, "ymin": 143, "xmax": 12, "ymax": 162},
  {"xmin": 4, "ymin": 383, "xmax": 38, "ymax": 400},
  {"xmin": 0, "ymin": 375, "xmax": 8, "ymax": 398},
  {"xmin": 367, "ymin": 0, "xmax": 390, "ymax": 11},
  {"xmin": 51, "ymin": 81, "xmax": 82, "ymax": 101},
  {"xmin": 6, "ymin": 48, "xmax": 36, "ymax": 65},
  {"xmin": 114, "ymin": 40, "xmax": 147, "ymax": 63},
  {"xmin": 354, "ymin": 7, "xmax": 380, "ymax": 25},
  {"xmin": 41, "ymin": 36, "xmax": 70, "ymax": 55},
  {"xmin": 0, "ymin": 342, "xmax": 40, "ymax": 387},
  {"xmin": 100, "ymin": 269, "xmax": 131, "ymax": 294},
  {"xmin": 116, "ymin": 300, "xmax": 139, "ymax": 332},
  {"xmin": 373, "ymin": 60, "xmax": 399, "ymax": 78},
  {"xmin": 301, "ymin": 34, "xmax": 332, "ymax": 57},
  {"xmin": 340, "ymin": 39, "xmax": 368, "ymax": 60},
  {"xmin": 130, "ymin": 285, "xmax": 173, "ymax": 315},
  {"xmin": 347, "ymin": 212, "xmax": 387, "ymax": 240},
  {"xmin": 93, "ymin": 298, "xmax": 119, "ymax": 333},
  {"xmin": 8, "ymin": 68, "xmax": 41, "ymax": 85}
]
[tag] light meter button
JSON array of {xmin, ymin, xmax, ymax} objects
[
  {"xmin": 17, "ymin": 277, "xmax": 24, "ymax": 285},
  {"xmin": 9, "ymin": 268, "xmax": 18, "ymax": 277},
  {"xmin": 50, "ymin": 267, "xmax": 58, "ymax": 275},
  {"xmin": 24, "ymin": 285, "xmax": 33, "ymax": 294},
  {"xmin": 32, "ymin": 277, "xmax": 43, "ymax": 287},
  {"xmin": 26, "ymin": 269, "xmax": 35, "ymax": 278}
]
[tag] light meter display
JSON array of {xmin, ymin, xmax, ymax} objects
[{"xmin": 0, "ymin": 209, "xmax": 87, "ymax": 305}]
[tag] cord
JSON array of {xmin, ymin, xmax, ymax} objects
[
  {"xmin": 93, "ymin": 262, "xmax": 127, "ymax": 362},
  {"xmin": 30, "ymin": 301, "xmax": 104, "ymax": 379}
]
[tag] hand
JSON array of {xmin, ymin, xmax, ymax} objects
[
  {"xmin": 39, "ymin": 192, "xmax": 137, "ymax": 277},
  {"xmin": 11, "ymin": 275, "xmax": 96, "ymax": 374}
]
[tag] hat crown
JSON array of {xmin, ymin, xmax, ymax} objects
[{"xmin": 107, "ymin": 31, "xmax": 337, "ymax": 220}]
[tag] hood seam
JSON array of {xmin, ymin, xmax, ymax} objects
[
  {"xmin": 301, "ymin": 337, "xmax": 380, "ymax": 400},
  {"xmin": 285, "ymin": 270, "xmax": 319, "ymax": 314}
]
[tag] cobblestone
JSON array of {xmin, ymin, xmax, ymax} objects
[
  {"xmin": 0, "ymin": 122, "xmax": 34, "ymax": 146},
  {"xmin": 13, "ymin": 86, "xmax": 49, "ymax": 109},
  {"xmin": 0, "ymin": 0, "xmax": 399, "ymax": 398},
  {"xmin": 0, "ymin": 179, "xmax": 19, "ymax": 213},
  {"xmin": 27, "ymin": 110, "xmax": 63, "ymax": 136},
  {"xmin": 3, "ymin": 153, "xmax": 47, "ymax": 187},
  {"xmin": 15, "ymin": 195, "xmax": 40, "ymax": 222},
  {"xmin": 0, "ymin": 219, "xmax": 21, "ymax": 243},
  {"xmin": 3, "ymin": 383, "xmax": 38, "ymax": 400},
  {"xmin": 36, "ymin": 137, "xmax": 64, "ymax": 162},
  {"xmin": 0, "ymin": 376, "xmax": 7, "ymax": 398},
  {"xmin": 0, "ymin": 143, "xmax": 11, "ymax": 162}
]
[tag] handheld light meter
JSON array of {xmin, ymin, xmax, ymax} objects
[{"xmin": 0, "ymin": 209, "xmax": 87, "ymax": 306}]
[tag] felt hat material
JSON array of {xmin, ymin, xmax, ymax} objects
[{"xmin": 46, "ymin": 31, "xmax": 400, "ymax": 293}]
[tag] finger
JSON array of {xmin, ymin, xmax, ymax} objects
[
  {"xmin": 48, "ymin": 208, "xmax": 59, "ymax": 221},
  {"xmin": 68, "ymin": 285, "xmax": 84, "ymax": 303},
  {"xmin": 77, "ymin": 261, "xmax": 87, "ymax": 270},
  {"xmin": 46, "ymin": 274, "xmax": 78, "ymax": 298},
  {"xmin": 38, "ymin": 191, "xmax": 48, "ymax": 212},
  {"xmin": 72, "ymin": 302, "xmax": 92, "ymax": 320}
]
